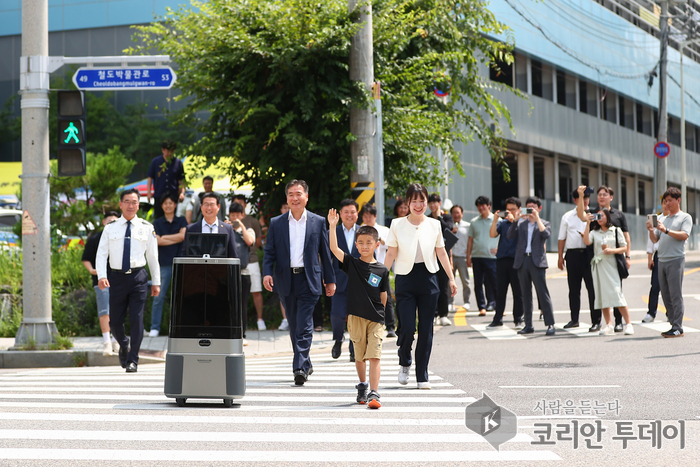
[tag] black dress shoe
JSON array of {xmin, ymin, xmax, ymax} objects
[
  {"xmin": 331, "ymin": 338, "xmax": 343, "ymax": 359},
  {"xmin": 125, "ymin": 362, "xmax": 138, "ymax": 373},
  {"xmin": 518, "ymin": 326, "xmax": 535, "ymax": 335},
  {"xmin": 545, "ymin": 325, "xmax": 556, "ymax": 336},
  {"xmin": 118, "ymin": 343, "xmax": 129, "ymax": 368},
  {"xmin": 563, "ymin": 321, "xmax": 579, "ymax": 329},
  {"xmin": 589, "ymin": 323, "xmax": 601, "ymax": 332},
  {"xmin": 294, "ymin": 369, "xmax": 307, "ymax": 386},
  {"xmin": 614, "ymin": 324, "xmax": 624, "ymax": 333},
  {"xmin": 308, "ymin": 365, "xmax": 313, "ymax": 376}
]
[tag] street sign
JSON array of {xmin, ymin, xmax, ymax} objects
[
  {"xmin": 654, "ymin": 141, "xmax": 670, "ymax": 158},
  {"xmin": 72, "ymin": 67, "xmax": 177, "ymax": 91}
]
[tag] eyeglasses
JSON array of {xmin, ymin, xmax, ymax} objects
[
  {"xmin": 202, "ymin": 202, "xmax": 218, "ymax": 208},
  {"xmin": 121, "ymin": 200, "xmax": 139, "ymax": 206}
]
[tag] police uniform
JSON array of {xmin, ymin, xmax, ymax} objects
[{"xmin": 96, "ymin": 215, "xmax": 160, "ymax": 369}]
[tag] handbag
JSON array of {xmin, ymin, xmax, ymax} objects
[{"xmin": 614, "ymin": 227, "xmax": 629, "ymax": 280}]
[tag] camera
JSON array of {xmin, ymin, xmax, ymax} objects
[
  {"xmin": 524, "ymin": 207, "xmax": 533, "ymax": 215},
  {"xmin": 584, "ymin": 186, "xmax": 595, "ymax": 195},
  {"xmin": 592, "ymin": 213, "xmax": 602, "ymax": 221},
  {"xmin": 498, "ymin": 211, "xmax": 508, "ymax": 218},
  {"xmin": 647, "ymin": 213, "xmax": 658, "ymax": 227}
]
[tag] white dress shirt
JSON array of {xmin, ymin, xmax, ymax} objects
[
  {"xmin": 525, "ymin": 221, "xmax": 536, "ymax": 254},
  {"xmin": 452, "ymin": 219, "xmax": 470, "ymax": 257},
  {"xmin": 558, "ymin": 209, "xmax": 587, "ymax": 251},
  {"xmin": 202, "ymin": 218, "xmax": 219, "ymax": 234},
  {"xmin": 289, "ymin": 209, "xmax": 308, "ymax": 268},
  {"xmin": 386, "ymin": 216, "xmax": 445, "ymax": 275},
  {"xmin": 341, "ymin": 223, "xmax": 357, "ymax": 252},
  {"xmin": 95, "ymin": 215, "xmax": 160, "ymax": 285},
  {"xmin": 371, "ymin": 223, "xmax": 390, "ymax": 264}
]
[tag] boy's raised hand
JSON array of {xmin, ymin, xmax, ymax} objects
[{"xmin": 328, "ymin": 208, "xmax": 339, "ymax": 227}]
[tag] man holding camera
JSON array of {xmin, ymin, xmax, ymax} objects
[
  {"xmin": 576, "ymin": 185, "xmax": 630, "ymax": 332},
  {"xmin": 647, "ymin": 187, "xmax": 693, "ymax": 338}
]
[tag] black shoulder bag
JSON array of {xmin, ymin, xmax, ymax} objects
[{"xmin": 614, "ymin": 227, "xmax": 629, "ymax": 280}]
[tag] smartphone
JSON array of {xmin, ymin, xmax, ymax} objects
[
  {"xmin": 525, "ymin": 207, "xmax": 533, "ymax": 215},
  {"xmin": 593, "ymin": 213, "xmax": 602, "ymax": 221},
  {"xmin": 647, "ymin": 214, "xmax": 658, "ymax": 227},
  {"xmin": 584, "ymin": 186, "xmax": 594, "ymax": 195},
  {"xmin": 498, "ymin": 211, "xmax": 508, "ymax": 218},
  {"xmin": 232, "ymin": 219, "xmax": 241, "ymax": 229}
]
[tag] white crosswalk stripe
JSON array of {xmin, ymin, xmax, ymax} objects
[
  {"xmin": 471, "ymin": 320, "xmax": 699, "ymax": 339},
  {"xmin": 0, "ymin": 350, "xmax": 560, "ymax": 463}
]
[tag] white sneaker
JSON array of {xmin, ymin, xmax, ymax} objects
[
  {"xmin": 278, "ymin": 319, "xmax": 289, "ymax": 331},
  {"xmin": 398, "ymin": 366, "xmax": 410, "ymax": 385},
  {"xmin": 439, "ymin": 316, "xmax": 452, "ymax": 326},
  {"xmin": 463, "ymin": 303, "xmax": 471, "ymax": 311},
  {"xmin": 417, "ymin": 381, "xmax": 431, "ymax": 389},
  {"xmin": 448, "ymin": 304, "xmax": 456, "ymax": 312},
  {"xmin": 111, "ymin": 340, "xmax": 119, "ymax": 353},
  {"xmin": 243, "ymin": 339, "xmax": 248, "ymax": 346},
  {"xmin": 624, "ymin": 324, "xmax": 635, "ymax": 335},
  {"xmin": 599, "ymin": 325, "xmax": 614, "ymax": 336},
  {"xmin": 102, "ymin": 341, "xmax": 112, "ymax": 356},
  {"xmin": 257, "ymin": 319, "xmax": 266, "ymax": 331},
  {"xmin": 148, "ymin": 329, "xmax": 159, "ymax": 338},
  {"xmin": 642, "ymin": 314, "xmax": 655, "ymax": 323}
]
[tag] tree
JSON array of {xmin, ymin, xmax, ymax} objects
[
  {"xmin": 50, "ymin": 147, "xmax": 136, "ymax": 237},
  {"xmin": 0, "ymin": 95, "xmax": 21, "ymax": 146},
  {"xmin": 133, "ymin": 0, "xmax": 519, "ymax": 213}
]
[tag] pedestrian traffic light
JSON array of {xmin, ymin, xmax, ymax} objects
[{"xmin": 56, "ymin": 90, "xmax": 86, "ymax": 176}]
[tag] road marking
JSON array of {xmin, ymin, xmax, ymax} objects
[
  {"xmin": 500, "ymin": 385, "xmax": 620, "ymax": 389},
  {"xmin": 0, "ymin": 449, "xmax": 560, "ymax": 462},
  {"xmin": 470, "ymin": 324, "xmax": 526, "ymax": 340},
  {"xmin": 637, "ymin": 322, "xmax": 700, "ymax": 333},
  {"xmin": 641, "ymin": 295, "xmax": 666, "ymax": 314},
  {"xmin": 684, "ymin": 266, "xmax": 700, "ymax": 276},
  {"xmin": 0, "ymin": 429, "xmax": 533, "ymax": 444},
  {"xmin": 554, "ymin": 322, "xmax": 597, "ymax": 337},
  {"xmin": 0, "ymin": 386, "xmax": 464, "ymax": 395},
  {"xmin": 453, "ymin": 307, "xmax": 468, "ymax": 326}
]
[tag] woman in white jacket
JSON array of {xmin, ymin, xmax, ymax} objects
[{"xmin": 384, "ymin": 183, "xmax": 456, "ymax": 389}]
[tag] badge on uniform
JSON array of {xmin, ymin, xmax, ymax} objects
[
  {"xmin": 368, "ymin": 273, "xmax": 382, "ymax": 287},
  {"xmin": 152, "ymin": 230, "xmax": 156, "ymax": 237}
]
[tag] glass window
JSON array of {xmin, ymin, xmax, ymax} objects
[
  {"xmin": 581, "ymin": 167, "xmax": 590, "ymax": 187},
  {"xmin": 620, "ymin": 176, "xmax": 628, "ymax": 213},
  {"xmin": 534, "ymin": 157, "xmax": 546, "ymax": 200},
  {"xmin": 579, "ymin": 81, "xmax": 588, "ymax": 114},
  {"xmin": 531, "ymin": 60, "xmax": 543, "ymax": 97},
  {"xmin": 559, "ymin": 162, "xmax": 573, "ymax": 203},
  {"xmin": 489, "ymin": 56, "xmax": 513, "ymax": 87},
  {"xmin": 669, "ymin": 117, "xmax": 681, "ymax": 146},
  {"xmin": 638, "ymin": 180, "xmax": 647, "ymax": 215},
  {"xmin": 515, "ymin": 54, "xmax": 528, "ymax": 92}
]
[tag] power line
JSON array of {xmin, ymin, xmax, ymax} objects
[{"xmin": 504, "ymin": 0, "xmax": 658, "ymax": 80}]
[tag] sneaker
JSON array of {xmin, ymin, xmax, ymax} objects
[
  {"xmin": 243, "ymin": 339, "xmax": 248, "ymax": 346},
  {"xmin": 439, "ymin": 316, "xmax": 452, "ymax": 326},
  {"xmin": 417, "ymin": 381, "xmax": 431, "ymax": 389},
  {"xmin": 624, "ymin": 324, "xmax": 635, "ymax": 335},
  {"xmin": 464, "ymin": 302, "xmax": 471, "ymax": 311},
  {"xmin": 355, "ymin": 383, "xmax": 368, "ymax": 404},
  {"xmin": 513, "ymin": 320, "xmax": 525, "ymax": 330},
  {"xmin": 486, "ymin": 322, "xmax": 503, "ymax": 330},
  {"xmin": 398, "ymin": 366, "xmax": 410, "ymax": 385},
  {"xmin": 599, "ymin": 325, "xmax": 614, "ymax": 336},
  {"xmin": 278, "ymin": 319, "xmax": 289, "ymax": 331},
  {"xmin": 614, "ymin": 323, "xmax": 623, "ymax": 333},
  {"xmin": 662, "ymin": 329, "xmax": 684, "ymax": 338},
  {"xmin": 111, "ymin": 340, "xmax": 119, "ymax": 353},
  {"xmin": 386, "ymin": 328, "xmax": 397, "ymax": 338},
  {"xmin": 448, "ymin": 304, "xmax": 456, "ymax": 312},
  {"xmin": 367, "ymin": 390, "xmax": 381, "ymax": 409},
  {"xmin": 102, "ymin": 341, "xmax": 112, "ymax": 356},
  {"xmin": 257, "ymin": 320, "xmax": 266, "ymax": 331},
  {"xmin": 314, "ymin": 326, "xmax": 323, "ymax": 332},
  {"xmin": 642, "ymin": 314, "xmax": 655, "ymax": 323},
  {"xmin": 148, "ymin": 329, "xmax": 159, "ymax": 338}
]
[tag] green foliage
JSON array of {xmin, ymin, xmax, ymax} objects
[
  {"xmin": 133, "ymin": 0, "xmax": 520, "ymax": 213},
  {"xmin": 0, "ymin": 95, "xmax": 21, "ymax": 145},
  {"xmin": 50, "ymin": 147, "xmax": 135, "ymax": 238},
  {"xmin": 50, "ymin": 334, "xmax": 74, "ymax": 350}
]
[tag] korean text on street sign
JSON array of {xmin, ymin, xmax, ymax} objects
[
  {"xmin": 72, "ymin": 67, "xmax": 177, "ymax": 91},
  {"xmin": 654, "ymin": 141, "xmax": 670, "ymax": 158}
]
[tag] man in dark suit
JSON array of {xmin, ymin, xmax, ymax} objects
[
  {"xmin": 330, "ymin": 199, "xmax": 361, "ymax": 360},
  {"xmin": 506, "ymin": 196, "xmax": 556, "ymax": 336},
  {"xmin": 263, "ymin": 180, "xmax": 336, "ymax": 385},
  {"xmin": 180, "ymin": 192, "xmax": 239, "ymax": 259}
]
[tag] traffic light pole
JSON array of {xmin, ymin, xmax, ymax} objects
[{"xmin": 16, "ymin": 0, "xmax": 57, "ymax": 346}]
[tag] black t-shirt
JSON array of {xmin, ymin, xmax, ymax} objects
[
  {"xmin": 82, "ymin": 230, "xmax": 108, "ymax": 287},
  {"xmin": 339, "ymin": 253, "xmax": 390, "ymax": 324},
  {"xmin": 589, "ymin": 206, "xmax": 629, "ymax": 232},
  {"xmin": 154, "ymin": 215, "xmax": 188, "ymax": 266}
]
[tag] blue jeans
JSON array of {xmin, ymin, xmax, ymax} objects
[{"xmin": 150, "ymin": 265, "xmax": 172, "ymax": 332}]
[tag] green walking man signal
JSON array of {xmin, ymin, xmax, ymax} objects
[{"xmin": 63, "ymin": 122, "xmax": 80, "ymax": 144}]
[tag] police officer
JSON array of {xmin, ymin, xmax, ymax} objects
[{"xmin": 96, "ymin": 188, "xmax": 160, "ymax": 373}]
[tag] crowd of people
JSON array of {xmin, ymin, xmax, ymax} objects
[{"xmin": 80, "ymin": 140, "xmax": 693, "ymax": 406}]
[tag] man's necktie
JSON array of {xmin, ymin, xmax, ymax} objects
[{"xmin": 122, "ymin": 220, "xmax": 131, "ymax": 271}]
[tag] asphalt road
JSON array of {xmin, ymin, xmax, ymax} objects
[{"xmin": 0, "ymin": 252, "xmax": 698, "ymax": 466}]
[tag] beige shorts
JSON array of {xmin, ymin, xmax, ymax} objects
[
  {"xmin": 347, "ymin": 315, "xmax": 384, "ymax": 362},
  {"xmin": 248, "ymin": 261, "xmax": 262, "ymax": 293}
]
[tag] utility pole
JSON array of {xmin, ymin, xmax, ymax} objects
[
  {"xmin": 655, "ymin": 0, "xmax": 669, "ymax": 213},
  {"xmin": 349, "ymin": 0, "xmax": 376, "ymax": 211},
  {"xmin": 16, "ymin": 0, "xmax": 57, "ymax": 346}
]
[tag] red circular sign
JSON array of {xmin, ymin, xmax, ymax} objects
[{"xmin": 654, "ymin": 141, "xmax": 670, "ymax": 158}]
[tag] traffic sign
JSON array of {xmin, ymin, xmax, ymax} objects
[
  {"xmin": 72, "ymin": 67, "xmax": 177, "ymax": 91},
  {"xmin": 654, "ymin": 141, "xmax": 670, "ymax": 158}
]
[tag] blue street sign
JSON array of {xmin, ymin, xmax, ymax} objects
[
  {"xmin": 72, "ymin": 67, "xmax": 177, "ymax": 91},
  {"xmin": 654, "ymin": 141, "xmax": 670, "ymax": 158}
]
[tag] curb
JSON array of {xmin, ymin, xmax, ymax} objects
[{"xmin": 0, "ymin": 350, "xmax": 165, "ymax": 369}]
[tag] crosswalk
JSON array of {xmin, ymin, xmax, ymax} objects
[{"xmin": 0, "ymin": 350, "xmax": 561, "ymax": 463}]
